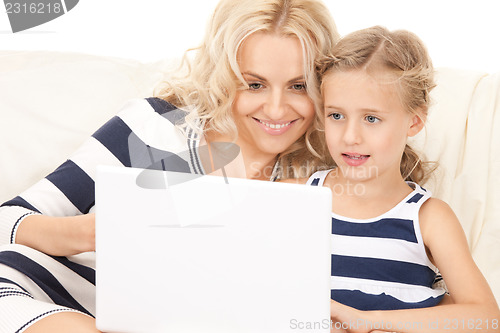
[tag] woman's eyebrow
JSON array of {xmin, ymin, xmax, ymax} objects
[
  {"xmin": 242, "ymin": 72, "xmax": 305, "ymax": 84},
  {"xmin": 288, "ymin": 75, "xmax": 305, "ymax": 82},
  {"xmin": 242, "ymin": 72, "xmax": 266, "ymax": 81}
]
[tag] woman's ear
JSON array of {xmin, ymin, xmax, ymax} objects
[{"xmin": 407, "ymin": 108, "xmax": 426, "ymax": 137}]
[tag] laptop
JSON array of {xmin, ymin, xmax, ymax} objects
[{"xmin": 95, "ymin": 165, "xmax": 332, "ymax": 333}]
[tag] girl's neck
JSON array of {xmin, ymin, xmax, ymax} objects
[{"xmin": 325, "ymin": 168, "xmax": 414, "ymax": 219}]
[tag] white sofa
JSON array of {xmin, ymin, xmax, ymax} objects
[{"xmin": 1, "ymin": 50, "xmax": 499, "ymax": 302}]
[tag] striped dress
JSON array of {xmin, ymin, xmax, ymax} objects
[
  {"xmin": 0, "ymin": 98, "xmax": 207, "ymax": 332},
  {"xmin": 307, "ymin": 169, "xmax": 446, "ymax": 310}
]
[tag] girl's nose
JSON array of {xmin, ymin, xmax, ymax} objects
[{"xmin": 343, "ymin": 120, "xmax": 362, "ymax": 145}]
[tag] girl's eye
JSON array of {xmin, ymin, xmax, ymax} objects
[
  {"xmin": 328, "ymin": 113, "xmax": 344, "ymax": 120},
  {"xmin": 248, "ymin": 83, "xmax": 263, "ymax": 90},
  {"xmin": 366, "ymin": 115, "xmax": 380, "ymax": 123}
]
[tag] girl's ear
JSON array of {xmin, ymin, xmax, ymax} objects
[{"xmin": 407, "ymin": 108, "xmax": 426, "ymax": 137}]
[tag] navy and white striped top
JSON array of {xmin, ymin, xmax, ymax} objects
[
  {"xmin": 307, "ymin": 169, "xmax": 446, "ymax": 311},
  {"xmin": 0, "ymin": 98, "xmax": 206, "ymax": 245},
  {"xmin": 0, "ymin": 98, "xmax": 211, "ymax": 327}
]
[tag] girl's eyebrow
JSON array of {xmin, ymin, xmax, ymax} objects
[
  {"xmin": 324, "ymin": 105, "xmax": 342, "ymax": 111},
  {"xmin": 324, "ymin": 105, "xmax": 388, "ymax": 114},
  {"xmin": 360, "ymin": 107, "xmax": 389, "ymax": 114}
]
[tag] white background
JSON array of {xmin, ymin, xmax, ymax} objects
[{"xmin": 0, "ymin": 0, "xmax": 499, "ymax": 73}]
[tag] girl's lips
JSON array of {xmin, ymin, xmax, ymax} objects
[
  {"xmin": 342, "ymin": 153, "xmax": 370, "ymax": 167},
  {"xmin": 252, "ymin": 117, "xmax": 298, "ymax": 136}
]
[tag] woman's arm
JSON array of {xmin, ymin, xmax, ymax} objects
[
  {"xmin": 15, "ymin": 213, "xmax": 95, "ymax": 256},
  {"xmin": 330, "ymin": 198, "xmax": 500, "ymax": 333},
  {"xmin": 0, "ymin": 99, "xmax": 148, "ymax": 252},
  {"xmin": 0, "ymin": 98, "xmax": 193, "ymax": 256},
  {"xmin": 0, "ymin": 116, "xmax": 121, "ymax": 254}
]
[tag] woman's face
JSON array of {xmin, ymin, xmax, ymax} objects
[{"xmin": 232, "ymin": 32, "xmax": 315, "ymax": 161}]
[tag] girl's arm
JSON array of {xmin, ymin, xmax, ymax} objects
[{"xmin": 330, "ymin": 198, "xmax": 500, "ymax": 333}]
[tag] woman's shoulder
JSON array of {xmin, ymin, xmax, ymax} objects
[
  {"xmin": 91, "ymin": 98, "xmax": 197, "ymax": 165},
  {"xmin": 144, "ymin": 97, "xmax": 188, "ymax": 119},
  {"xmin": 111, "ymin": 98, "xmax": 196, "ymax": 139},
  {"xmin": 117, "ymin": 98, "xmax": 188, "ymax": 121}
]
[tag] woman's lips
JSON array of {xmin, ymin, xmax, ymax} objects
[
  {"xmin": 253, "ymin": 117, "xmax": 298, "ymax": 136},
  {"xmin": 342, "ymin": 153, "xmax": 370, "ymax": 167}
]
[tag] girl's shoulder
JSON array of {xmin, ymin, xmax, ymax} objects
[
  {"xmin": 279, "ymin": 178, "xmax": 308, "ymax": 185},
  {"xmin": 419, "ymin": 196, "xmax": 454, "ymax": 219},
  {"xmin": 419, "ymin": 197, "xmax": 456, "ymax": 232},
  {"xmin": 419, "ymin": 196, "xmax": 463, "ymax": 247},
  {"xmin": 279, "ymin": 169, "xmax": 334, "ymax": 186},
  {"xmin": 306, "ymin": 169, "xmax": 334, "ymax": 187}
]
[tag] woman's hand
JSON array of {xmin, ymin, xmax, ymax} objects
[{"xmin": 15, "ymin": 213, "xmax": 96, "ymax": 256}]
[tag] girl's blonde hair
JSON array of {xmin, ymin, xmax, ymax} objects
[
  {"xmin": 156, "ymin": 0, "xmax": 339, "ymax": 178},
  {"xmin": 319, "ymin": 26, "xmax": 436, "ymax": 183}
]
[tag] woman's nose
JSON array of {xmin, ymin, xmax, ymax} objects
[{"xmin": 264, "ymin": 89, "xmax": 287, "ymax": 119}]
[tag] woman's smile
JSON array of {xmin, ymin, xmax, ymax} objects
[{"xmin": 252, "ymin": 117, "xmax": 299, "ymax": 135}]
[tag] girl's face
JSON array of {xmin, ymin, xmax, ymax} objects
[
  {"xmin": 322, "ymin": 69, "xmax": 423, "ymax": 183},
  {"xmin": 232, "ymin": 32, "xmax": 315, "ymax": 161}
]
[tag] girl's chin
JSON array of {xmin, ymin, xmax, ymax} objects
[{"xmin": 337, "ymin": 165, "xmax": 378, "ymax": 182}]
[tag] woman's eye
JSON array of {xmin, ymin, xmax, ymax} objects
[
  {"xmin": 248, "ymin": 83, "xmax": 263, "ymax": 90},
  {"xmin": 291, "ymin": 83, "xmax": 306, "ymax": 91},
  {"xmin": 366, "ymin": 115, "xmax": 380, "ymax": 123},
  {"xmin": 329, "ymin": 113, "xmax": 344, "ymax": 120}
]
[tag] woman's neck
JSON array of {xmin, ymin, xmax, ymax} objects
[
  {"xmin": 203, "ymin": 131, "xmax": 277, "ymax": 181},
  {"xmin": 240, "ymin": 149, "xmax": 277, "ymax": 181}
]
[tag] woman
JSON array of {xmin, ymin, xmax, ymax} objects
[{"xmin": 0, "ymin": 0, "xmax": 339, "ymax": 331}]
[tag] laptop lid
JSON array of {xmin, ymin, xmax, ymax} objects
[{"xmin": 95, "ymin": 165, "xmax": 332, "ymax": 333}]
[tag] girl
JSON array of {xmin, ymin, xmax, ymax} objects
[
  {"xmin": 308, "ymin": 26, "xmax": 499, "ymax": 332},
  {"xmin": 0, "ymin": 1, "xmax": 338, "ymax": 332}
]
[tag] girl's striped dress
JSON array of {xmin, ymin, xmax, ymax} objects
[{"xmin": 307, "ymin": 169, "xmax": 446, "ymax": 310}]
